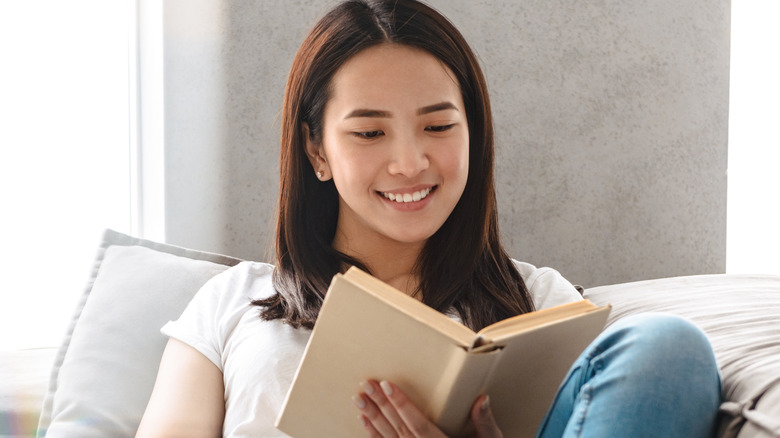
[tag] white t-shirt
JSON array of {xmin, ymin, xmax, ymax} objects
[{"xmin": 161, "ymin": 261, "xmax": 582, "ymax": 437}]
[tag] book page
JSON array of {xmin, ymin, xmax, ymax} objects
[{"xmin": 476, "ymin": 300, "xmax": 602, "ymax": 342}]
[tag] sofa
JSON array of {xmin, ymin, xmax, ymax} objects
[{"xmin": 1, "ymin": 229, "xmax": 778, "ymax": 437}]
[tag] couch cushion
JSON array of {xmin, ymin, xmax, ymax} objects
[
  {"xmin": 36, "ymin": 229, "xmax": 241, "ymax": 437},
  {"xmin": 583, "ymin": 274, "xmax": 780, "ymax": 438}
]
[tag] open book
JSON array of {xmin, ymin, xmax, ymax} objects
[{"xmin": 276, "ymin": 267, "xmax": 611, "ymax": 438}]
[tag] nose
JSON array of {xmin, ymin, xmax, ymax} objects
[{"xmin": 387, "ymin": 137, "xmax": 429, "ymax": 178}]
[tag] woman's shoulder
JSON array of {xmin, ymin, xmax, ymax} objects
[
  {"xmin": 201, "ymin": 260, "xmax": 278, "ymax": 303},
  {"xmin": 511, "ymin": 260, "xmax": 567, "ymax": 288},
  {"xmin": 162, "ymin": 260, "xmax": 304, "ymax": 370},
  {"xmin": 510, "ymin": 259, "xmax": 583, "ymax": 309},
  {"xmin": 163, "ymin": 261, "xmax": 280, "ymax": 349},
  {"xmin": 217, "ymin": 260, "xmax": 274, "ymax": 282}
]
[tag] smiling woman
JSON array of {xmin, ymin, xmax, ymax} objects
[{"xmin": 0, "ymin": 1, "xmax": 132, "ymax": 350}]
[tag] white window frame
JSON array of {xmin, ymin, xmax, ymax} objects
[{"xmin": 130, "ymin": 0, "xmax": 166, "ymax": 241}]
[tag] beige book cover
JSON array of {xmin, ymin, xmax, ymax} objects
[{"xmin": 276, "ymin": 267, "xmax": 611, "ymax": 438}]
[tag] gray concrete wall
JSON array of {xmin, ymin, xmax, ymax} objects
[{"xmin": 163, "ymin": 0, "xmax": 730, "ymax": 288}]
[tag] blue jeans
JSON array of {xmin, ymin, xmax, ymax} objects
[{"xmin": 535, "ymin": 313, "xmax": 722, "ymax": 438}]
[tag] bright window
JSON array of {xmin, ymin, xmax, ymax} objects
[
  {"xmin": 727, "ymin": 1, "xmax": 780, "ymax": 275},
  {"xmin": 0, "ymin": 1, "xmax": 132, "ymax": 349}
]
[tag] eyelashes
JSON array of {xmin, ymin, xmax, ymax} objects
[
  {"xmin": 353, "ymin": 130, "xmax": 384, "ymax": 139},
  {"xmin": 424, "ymin": 124, "xmax": 455, "ymax": 133},
  {"xmin": 351, "ymin": 124, "xmax": 456, "ymax": 139}
]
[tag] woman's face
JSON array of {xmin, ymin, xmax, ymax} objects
[{"xmin": 307, "ymin": 43, "xmax": 469, "ymax": 253}]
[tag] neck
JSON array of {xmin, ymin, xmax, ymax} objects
[{"xmin": 332, "ymin": 230, "xmax": 424, "ymax": 297}]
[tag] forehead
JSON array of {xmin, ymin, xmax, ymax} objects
[{"xmin": 327, "ymin": 43, "xmax": 463, "ymax": 114}]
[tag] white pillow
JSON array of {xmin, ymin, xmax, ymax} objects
[{"xmin": 37, "ymin": 229, "xmax": 241, "ymax": 437}]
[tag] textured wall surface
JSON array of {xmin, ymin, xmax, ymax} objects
[{"xmin": 163, "ymin": 0, "xmax": 730, "ymax": 287}]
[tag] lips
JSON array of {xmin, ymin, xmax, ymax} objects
[{"xmin": 380, "ymin": 187, "xmax": 434, "ymax": 203}]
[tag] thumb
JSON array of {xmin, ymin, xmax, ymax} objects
[{"xmin": 470, "ymin": 395, "xmax": 503, "ymax": 438}]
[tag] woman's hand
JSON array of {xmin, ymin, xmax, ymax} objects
[{"xmin": 353, "ymin": 380, "xmax": 503, "ymax": 438}]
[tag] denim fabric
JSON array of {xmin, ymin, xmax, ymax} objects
[{"xmin": 535, "ymin": 313, "xmax": 722, "ymax": 438}]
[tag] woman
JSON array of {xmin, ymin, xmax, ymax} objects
[{"xmin": 137, "ymin": 1, "xmax": 721, "ymax": 437}]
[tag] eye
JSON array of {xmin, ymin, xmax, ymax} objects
[
  {"xmin": 425, "ymin": 124, "xmax": 455, "ymax": 133},
  {"xmin": 352, "ymin": 130, "xmax": 384, "ymax": 139}
]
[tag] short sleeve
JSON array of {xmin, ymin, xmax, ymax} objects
[
  {"xmin": 512, "ymin": 260, "xmax": 583, "ymax": 310},
  {"xmin": 160, "ymin": 270, "xmax": 229, "ymax": 370},
  {"xmin": 162, "ymin": 262, "xmax": 277, "ymax": 372}
]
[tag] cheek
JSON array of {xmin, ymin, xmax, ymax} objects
[
  {"xmin": 324, "ymin": 142, "xmax": 376, "ymax": 190},
  {"xmin": 439, "ymin": 134, "xmax": 470, "ymax": 182}
]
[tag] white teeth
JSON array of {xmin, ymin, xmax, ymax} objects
[{"xmin": 382, "ymin": 187, "xmax": 432, "ymax": 203}]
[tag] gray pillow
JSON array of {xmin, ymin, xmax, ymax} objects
[
  {"xmin": 583, "ymin": 274, "xmax": 780, "ymax": 438},
  {"xmin": 37, "ymin": 229, "xmax": 241, "ymax": 437}
]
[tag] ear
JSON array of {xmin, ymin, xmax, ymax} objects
[{"xmin": 303, "ymin": 123, "xmax": 330, "ymax": 180}]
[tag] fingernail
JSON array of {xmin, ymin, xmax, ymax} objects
[
  {"xmin": 353, "ymin": 394, "xmax": 366, "ymax": 409},
  {"xmin": 481, "ymin": 395, "xmax": 490, "ymax": 413},
  {"xmin": 379, "ymin": 380, "xmax": 393, "ymax": 396},
  {"xmin": 358, "ymin": 415, "xmax": 368, "ymax": 428},
  {"xmin": 360, "ymin": 381, "xmax": 375, "ymax": 395}
]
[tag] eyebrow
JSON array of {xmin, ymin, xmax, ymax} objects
[
  {"xmin": 417, "ymin": 101, "xmax": 458, "ymax": 115},
  {"xmin": 343, "ymin": 101, "xmax": 459, "ymax": 119},
  {"xmin": 344, "ymin": 109, "xmax": 391, "ymax": 119}
]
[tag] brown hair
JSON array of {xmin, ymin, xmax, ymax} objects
[{"xmin": 254, "ymin": 0, "xmax": 534, "ymax": 331}]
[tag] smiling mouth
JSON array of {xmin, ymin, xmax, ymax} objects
[{"xmin": 380, "ymin": 187, "xmax": 434, "ymax": 203}]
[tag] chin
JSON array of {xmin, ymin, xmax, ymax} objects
[{"xmin": 384, "ymin": 227, "xmax": 440, "ymax": 246}]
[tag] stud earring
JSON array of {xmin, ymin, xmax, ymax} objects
[{"xmin": 316, "ymin": 171, "xmax": 323, "ymax": 179}]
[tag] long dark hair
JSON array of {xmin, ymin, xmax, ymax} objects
[{"xmin": 254, "ymin": 0, "xmax": 534, "ymax": 331}]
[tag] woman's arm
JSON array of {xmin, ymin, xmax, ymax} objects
[{"xmin": 136, "ymin": 338, "xmax": 225, "ymax": 438}]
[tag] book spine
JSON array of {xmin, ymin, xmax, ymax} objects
[{"xmin": 431, "ymin": 347, "xmax": 502, "ymax": 437}]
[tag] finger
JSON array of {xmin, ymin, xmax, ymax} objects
[
  {"xmin": 470, "ymin": 395, "xmax": 503, "ymax": 438},
  {"xmin": 379, "ymin": 380, "xmax": 448, "ymax": 438},
  {"xmin": 357, "ymin": 412, "xmax": 384, "ymax": 438},
  {"xmin": 356, "ymin": 382, "xmax": 402, "ymax": 437}
]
